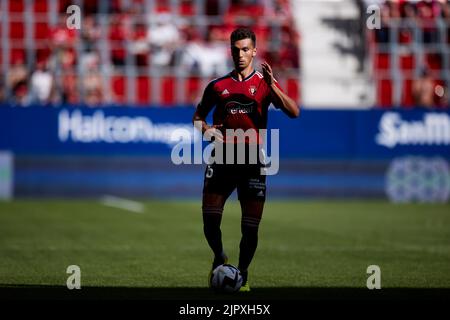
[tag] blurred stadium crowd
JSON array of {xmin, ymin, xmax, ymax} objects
[
  {"xmin": 1, "ymin": 0, "xmax": 300, "ymax": 107},
  {"xmin": 0, "ymin": 0, "xmax": 448, "ymax": 108}
]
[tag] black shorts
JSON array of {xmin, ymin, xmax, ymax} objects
[{"xmin": 202, "ymin": 163, "xmax": 267, "ymax": 201}]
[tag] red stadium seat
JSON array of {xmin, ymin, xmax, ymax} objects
[
  {"xmin": 398, "ymin": 28, "xmax": 413, "ymax": 44},
  {"xmin": 136, "ymin": 76, "xmax": 151, "ymax": 106},
  {"xmin": 287, "ymin": 78, "xmax": 300, "ymax": 104},
  {"xmin": 161, "ymin": 77, "xmax": 175, "ymax": 106},
  {"xmin": 377, "ymin": 79, "xmax": 393, "ymax": 107},
  {"xmin": 0, "ymin": 0, "xmax": 303, "ymax": 108},
  {"xmin": 180, "ymin": 0, "xmax": 195, "ymax": 16},
  {"xmin": 10, "ymin": 49, "xmax": 25, "ymax": 64},
  {"xmin": 111, "ymin": 75, "xmax": 126, "ymax": 104},
  {"xmin": 155, "ymin": 0, "xmax": 171, "ymax": 13},
  {"xmin": 58, "ymin": 0, "xmax": 73, "ymax": 13},
  {"xmin": 375, "ymin": 53, "xmax": 390, "ymax": 70},
  {"xmin": 9, "ymin": 0, "xmax": 24, "ymax": 12},
  {"xmin": 36, "ymin": 48, "xmax": 51, "ymax": 63},
  {"xmin": 186, "ymin": 77, "xmax": 201, "ymax": 105},
  {"xmin": 399, "ymin": 53, "xmax": 415, "ymax": 71},
  {"xmin": 10, "ymin": 22, "xmax": 24, "ymax": 39},
  {"xmin": 434, "ymin": 79, "xmax": 447, "ymax": 107},
  {"xmin": 401, "ymin": 78, "xmax": 414, "ymax": 108},
  {"xmin": 34, "ymin": 22, "xmax": 49, "ymax": 40},
  {"xmin": 34, "ymin": 0, "xmax": 48, "ymax": 12},
  {"xmin": 425, "ymin": 53, "xmax": 442, "ymax": 71}
]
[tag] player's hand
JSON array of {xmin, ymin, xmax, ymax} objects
[
  {"xmin": 262, "ymin": 62, "xmax": 274, "ymax": 86},
  {"xmin": 204, "ymin": 124, "xmax": 224, "ymax": 143}
]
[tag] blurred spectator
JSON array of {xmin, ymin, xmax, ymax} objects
[
  {"xmin": 81, "ymin": 52, "xmax": 104, "ymax": 106},
  {"xmin": 180, "ymin": 28, "xmax": 229, "ymax": 77},
  {"xmin": 81, "ymin": 15, "xmax": 101, "ymax": 53},
  {"xmin": 402, "ymin": 1, "xmax": 417, "ymax": 20},
  {"xmin": 130, "ymin": 21, "xmax": 150, "ymax": 66},
  {"xmin": 9, "ymin": 80, "xmax": 31, "ymax": 107},
  {"xmin": 109, "ymin": 13, "xmax": 130, "ymax": 66},
  {"xmin": 205, "ymin": 0, "xmax": 220, "ymax": 15},
  {"xmin": 7, "ymin": 52, "xmax": 28, "ymax": 94},
  {"xmin": 49, "ymin": 14, "xmax": 78, "ymax": 86},
  {"xmin": 53, "ymin": 43, "xmax": 78, "ymax": 105},
  {"xmin": 434, "ymin": 81, "xmax": 448, "ymax": 108},
  {"xmin": 47, "ymin": 46, "xmax": 77, "ymax": 104},
  {"xmin": 441, "ymin": 0, "xmax": 450, "ymax": 43},
  {"xmin": 148, "ymin": 13, "xmax": 181, "ymax": 68},
  {"xmin": 417, "ymin": 0, "xmax": 439, "ymax": 43},
  {"xmin": 59, "ymin": 71, "xmax": 79, "ymax": 105},
  {"xmin": 398, "ymin": 1, "xmax": 416, "ymax": 44},
  {"xmin": 29, "ymin": 59, "xmax": 54, "ymax": 105},
  {"xmin": 224, "ymin": 0, "xmax": 264, "ymax": 34},
  {"xmin": 264, "ymin": 24, "xmax": 300, "ymax": 72},
  {"xmin": 51, "ymin": 15, "xmax": 77, "ymax": 49},
  {"xmin": 273, "ymin": 0, "xmax": 292, "ymax": 17},
  {"xmin": 85, "ymin": 88, "xmax": 104, "ymax": 106},
  {"xmin": 109, "ymin": 0, "xmax": 122, "ymax": 14},
  {"xmin": 0, "ymin": 0, "xmax": 301, "ymax": 107},
  {"xmin": 412, "ymin": 69, "xmax": 436, "ymax": 108},
  {"xmin": 278, "ymin": 27, "xmax": 300, "ymax": 70},
  {"xmin": 375, "ymin": 1, "xmax": 396, "ymax": 43},
  {"xmin": 180, "ymin": 0, "xmax": 195, "ymax": 16},
  {"xmin": 154, "ymin": 0, "xmax": 171, "ymax": 13},
  {"xmin": 228, "ymin": 0, "xmax": 265, "ymax": 18}
]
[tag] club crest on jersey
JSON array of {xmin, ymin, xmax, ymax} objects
[{"xmin": 249, "ymin": 86, "xmax": 257, "ymax": 95}]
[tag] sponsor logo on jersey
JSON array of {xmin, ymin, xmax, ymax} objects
[{"xmin": 225, "ymin": 101, "xmax": 255, "ymax": 115}]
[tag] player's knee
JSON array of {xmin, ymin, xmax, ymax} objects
[
  {"xmin": 241, "ymin": 216, "xmax": 261, "ymax": 230},
  {"xmin": 202, "ymin": 206, "xmax": 223, "ymax": 233},
  {"xmin": 202, "ymin": 206, "xmax": 223, "ymax": 218}
]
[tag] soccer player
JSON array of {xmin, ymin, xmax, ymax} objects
[{"xmin": 192, "ymin": 28, "xmax": 299, "ymax": 292}]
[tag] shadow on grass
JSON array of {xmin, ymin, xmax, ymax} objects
[{"xmin": 1, "ymin": 285, "xmax": 450, "ymax": 301}]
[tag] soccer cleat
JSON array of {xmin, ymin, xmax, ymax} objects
[
  {"xmin": 239, "ymin": 270, "xmax": 251, "ymax": 292},
  {"xmin": 239, "ymin": 282, "xmax": 251, "ymax": 292},
  {"xmin": 208, "ymin": 253, "xmax": 228, "ymax": 287}
]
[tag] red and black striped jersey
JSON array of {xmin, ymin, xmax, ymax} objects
[{"xmin": 196, "ymin": 69, "xmax": 284, "ymax": 143}]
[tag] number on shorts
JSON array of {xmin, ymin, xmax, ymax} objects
[{"xmin": 206, "ymin": 166, "xmax": 214, "ymax": 178}]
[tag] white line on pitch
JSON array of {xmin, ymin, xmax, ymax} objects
[{"xmin": 100, "ymin": 195, "xmax": 145, "ymax": 214}]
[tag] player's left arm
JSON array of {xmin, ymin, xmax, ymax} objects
[{"xmin": 262, "ymin": 62, "xmax": 300, "ymax": 118}]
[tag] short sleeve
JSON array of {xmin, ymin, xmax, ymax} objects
[{"xmin": 196, "ymin": 81, "xmax": 217, "ymax": 118}]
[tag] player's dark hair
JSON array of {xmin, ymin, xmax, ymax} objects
[{"xmin": 230, "ymin": 28, "xmax": 256, "ymax": 47}]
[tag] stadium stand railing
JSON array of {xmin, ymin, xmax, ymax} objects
[{"xmin": 367, "ymin": 0, "xmax": 449, "ymax": 108}]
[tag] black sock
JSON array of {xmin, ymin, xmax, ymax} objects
[
  {"xmin": 240, "ymin": 269, "xmax": 248, "ymax": 285},
  {"xmin": 202, "ymin": 207, "xmax": 224, "ymax": 262},
  {"xmin": 238, "ymin": 224, "xmax": 259, "ymax": 273}
]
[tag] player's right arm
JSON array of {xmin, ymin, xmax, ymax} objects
[{"xmin": 192, "ymin": 81, "xmax": 224, "ymax": 142}]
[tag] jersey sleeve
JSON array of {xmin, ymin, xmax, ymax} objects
[{"xmin": 196, "ymin": 81, "xmax": 217, "ymax": 118}]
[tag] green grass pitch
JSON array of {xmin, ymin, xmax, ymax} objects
[{"xmin": 0, "ymin": 200, "xmax": 449, "ymax": 291}]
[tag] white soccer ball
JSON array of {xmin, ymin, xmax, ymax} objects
[{"xmin": 210, "ymin": 264, "xmax": 243, "ymax": 293}]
